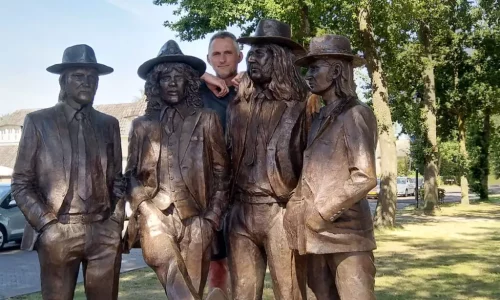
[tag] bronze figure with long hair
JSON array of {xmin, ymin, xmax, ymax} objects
[
  {"xmin": 123, "ymin": 40, "xmax": 229, "ymax": 300},
  {"xmin": 225, "ymin": 19, "xmax": 309, "ymax": 300}
]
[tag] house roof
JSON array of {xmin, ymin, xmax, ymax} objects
[
  {"xmin": 0, "ymin": 145, "xmax": 19, "ymax": 169},
  {"xmin": 0, "ymin": 100, "xmax": 147, "ymax": 134}
]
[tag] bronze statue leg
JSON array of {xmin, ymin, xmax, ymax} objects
[
  {"xmin": 227, "ymin": 202, "xmax": 266, "ymax": 300},
  {"xmin": 82, "ymin": 219, "xmax": 122, "ymax": 300},
  {"xmin": 36, "ymin": 223, "xmax": 85, "ymax": 300},
  {"xmin": 139, "ymin": 203, "xmax": 212, "ymax": 300},
  {"xmin": 264, "ymin": 204, "xmax": 307, "ymax": 300},
  {"xmin": 308, "ymin": 252, "xmax": 376, "ymax": 300},
  {"xmin": 227, "ymin": 202, "xmax": 306, "ymax": 300},
  {"xmin": 307, "ymin": 254, "xmax": 340, "ymax": 300}
]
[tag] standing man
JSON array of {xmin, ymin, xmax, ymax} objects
[
  {"xmin": 285, "ymin": 35, "xmax": 378, "ymax": 300},
  {"xmin": 12, "ymin": 44, "xmax": 125, "ymax": 300},
  {"xmin": 226, "ymin": 19, "xmax": 309, "ymax": 300},
  {"xmin": 200, "ymin": 31, "xmax": 243, "ymax": 295},
  {"xmin": 124, "ymin": 40, "xmax": 230, "ymax": 300}
]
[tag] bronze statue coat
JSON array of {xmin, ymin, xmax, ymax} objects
[
  {"xmin": 226, "ymin": 95, "xmax": 307, "ymax": 200},
  {"xmin": 11, "ymin": 103, "xmax": 125, "ymax": 251},
  {"xmin": 123, "ymin": 107, "xmax": 229, "ymax": 252},
  {"xmin": 284, "ymin": 98, "xmax": 377, "ymax": 255}
]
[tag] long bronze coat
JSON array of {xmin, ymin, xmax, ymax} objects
[
  {"xmin": 226, "ymin": 96, "xmax": 307, "ymax": 200},
  {"xmin": 11, "ymin": 103, "xmax": 125, "ymax": 251},
  {"xmin": 284, "ymin": 99, "xmax": 378, "ymax": 255},
  {"xmin": 123, "ymin": 108, "xmax": 229, "ymax": 252}
]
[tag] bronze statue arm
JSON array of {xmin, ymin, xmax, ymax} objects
[
  {"xmin": 205, "ymin": 112, "xmax": 230, "ymax": 230},
  {"xmin": 11, "ymin": 115, "xmax": 58, "ymax": 232},
  {"xmin": 314, "ymin": 106, "xmax": 378, "ymax": 222},
  {"xmin": 124, "ymin": 121, "xmax": 149, "ymax": 214},
  {"xmin": 110, "ymin": 119, "xmax": 126, "ymax": 223}
]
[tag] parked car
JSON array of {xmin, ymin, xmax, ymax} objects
[
  {"xmin": 0, "ymin": 183, "xmax": 25, "ymax": 249},
  {"xmin": 368, "ymin": 178, "xmax": 381, "ymax": 198},
  {"xmin": 397, "ymin": 177, "xmax": 416, "ymax": 197}
]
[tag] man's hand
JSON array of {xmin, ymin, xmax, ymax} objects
[
  {"xmin": 305, "ymin": 208, "xmax": 327, "ymax": 232},
  {"xmin": 201, "ymin": 73, "xmax": 229, "ymax": 97},
  {"xmin": 231, "ymin": 72, "xmax": 245, "ymax": 89}
]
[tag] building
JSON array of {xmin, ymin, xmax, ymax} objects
[{"xmin": 0, "ymin": 100, "xmax": 146, "ymax": 183}]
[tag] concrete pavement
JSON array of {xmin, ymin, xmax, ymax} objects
[{"xmin": 0, "ymin": 246, "xmax": 146, "ymax": 299}]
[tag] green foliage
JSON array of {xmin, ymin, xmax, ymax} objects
[
  {"xmin": 397, "ymin": 157, "xmax": 410, "ymax": 176},
  {"xmin": 439, "ymin": 140, "xmax": 466, "ymax": 178}
]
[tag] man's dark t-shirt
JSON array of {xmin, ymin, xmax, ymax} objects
[
  {"xmin": 200, "ymin": 82, "xmax": 236, "ymax": 132},
  {"xmin": 200, "ymin": 81, "xmax": 236, "ymax": 261}
]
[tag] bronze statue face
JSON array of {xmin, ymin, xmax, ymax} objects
[
  {"xmin": 246, "ymin": 45, "xmax": 273, "ymax": 84},
  {"xmin": 304, "ymin": 59, "xmax": 340, "ymax": 96},
  {"xmin": 159, "ymin": 68, "xmax": 187, "ymax": 106},
  {"xmin": 63, "ymin": 67, "xmax": 99, "ymax": 106}
]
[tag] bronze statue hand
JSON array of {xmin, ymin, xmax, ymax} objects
[{"xmin": 305, "ymin": 208, "xmax": 327, "ymax": 232}]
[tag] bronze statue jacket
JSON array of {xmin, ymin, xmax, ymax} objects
[
  {"xmin": 226, "ymin": 95, "xmax": 308, "ymax": 202},
  {"xmin": 11, "ymin": 103, "xmax": 125, "ymax": 251},
  {"xmin": 284, "ymin": 98, "xmax": 378, "ymax": 255},
  {"xmin": 123, "ymin": 107, "xmax": 229, "ymax": 252}
]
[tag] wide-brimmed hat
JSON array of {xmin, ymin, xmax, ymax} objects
[
  {"xmin": 237, "ymin": 19, "xmax": 306, "ymax": 55},
  {"xmin": 137, "ymin": 40, "xmax": 206, "ymax": 80},
  {"xmin": 46, "ymin": 44, "xmax": 113, "ymax": 75},
  {"xmin": 295, "ymin": 35, "xmax": 366, "ymax": 68}
]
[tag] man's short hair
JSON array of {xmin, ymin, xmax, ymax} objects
[{"xmin": 209, "ymin": 31, "xmax": 242, "ymax": 54}]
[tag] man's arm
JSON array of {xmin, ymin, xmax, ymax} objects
[
  {"xmin": 204, "ymin": 112, "xmax": 230, "ymax": 230},
  {"xmin": 11, "ymin": 115, "xmax": 57, "ymax": 232},
  {"xmin": 110, "ymin": 119, "xmax": 126, "ymax": 223},
  {"xmin": 313, "ymin": 106, "xmax": 378, "ymax": 222}
]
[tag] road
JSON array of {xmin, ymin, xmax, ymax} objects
[
  {"xmin": 1, "ymin": 185, "xmax": 496, "ymax": 299},
  {"xmin": 0, "ymin": 235, "xmax": 147, "ymax": 299}
]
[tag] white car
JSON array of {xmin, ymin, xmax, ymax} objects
[{"xmin": 397, "ymin": 177, "xmax": 416, "ymax": 197}]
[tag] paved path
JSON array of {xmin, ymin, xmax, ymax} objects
[{"xmin": 0, "ymin": 245, "xmax": 146, "ymax": 299}]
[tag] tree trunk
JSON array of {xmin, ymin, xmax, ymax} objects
[
  {"xmin": 419, "ymin": 22, "xmax": 439, "ymax": 213},
  {"xmin": 480, "ymin": 109, "xmax": 491, "ymax": 200},
  {"xmin": 359, "ymin": 4, "xmax": 397, "ymax": 228},
  {"xmin": 458, "ymin": 113, "xmax": 470, "ymax": 205}
]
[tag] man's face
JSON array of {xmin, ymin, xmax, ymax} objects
[
  {"xmin": 64, "ymin": 68, "xmax": 99, "ymax": 106},
  {"xmin": 159, "ymin": 68, "xmax": 187, "ymax": 106},
  {"xmin": 207, "ymin": 37, "xmax": 242, "ymax": 79},
  {"xmin": 246, "ymin": 45, "xmax": 273, "ymax": 84},
  {"xmin": 304, "ymin": 59, "xmax": 338, "ymax": 95}
]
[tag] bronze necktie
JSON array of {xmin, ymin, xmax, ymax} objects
[
  {"xmin": 165, "ymin": 107, "xmax": 176, "ymax": 136},
  {"xmin": 75, "ymin": 112, "xmax": 92, "ymax": 200}
]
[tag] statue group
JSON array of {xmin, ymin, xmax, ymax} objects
[{"xmin": 12, "ymin": 19, "xmax": 378, "ymax": 300}]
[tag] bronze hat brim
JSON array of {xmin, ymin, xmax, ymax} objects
[
  {"xmin": 46, "ymin": 62, "xmax": 114, "ymax": 75},
  {"xmin": 295, "ymin": 53, "xmax": 366, "ymax": 68},
  {"xmin": 237, "ymin": 36, "xmax": 306, "ymax": 55},
  {"xmin": 137, "ymin": 55, "xmax": 207, "ymax": 80}
]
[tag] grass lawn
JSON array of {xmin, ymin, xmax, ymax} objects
[{"xmin": 13, "ymin": 202, "xmax": 500, "ymax": 300}]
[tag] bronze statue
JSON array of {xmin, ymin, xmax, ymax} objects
[
  {"xmin": 11, "ymin": 44, "xmax": 125, "ymax": 300},
  {"xmin": 123, "ymin": 40, "xmax": 230, "ymax": 300},
  {"xmin": 285, "ymin": 35, "xmax": 378, "ymax": 300},
  {"xmin": 226, "ymin": 19, "xmax": 309, "ymax": 300}
]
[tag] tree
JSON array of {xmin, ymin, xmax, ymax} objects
[{"xmin": 153, "ymin": 0, "xmax": 400, "ymax": 228}]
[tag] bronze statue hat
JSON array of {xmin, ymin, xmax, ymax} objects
[
  {"xmin": 237, "ymin": 19, "xmax": 306, "ymax": 55},
  {"xmin": 295, "ymin": 35, "xmax": 366, "ymax": 68},
  {"xmin": 137, "ymin": 40, "xmax": 207, "ymax": 80},
  {"xmin": 46, "ymin": 44, "xmax": 114, "ymax": 75}
]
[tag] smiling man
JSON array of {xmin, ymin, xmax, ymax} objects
[
  {"xmin": 12, "ymin": 44, "xmax": 125, "ymax": 300},
  {"xmin": 198, "ymin": 31, "xmax": 243, "ymax": 295}
]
